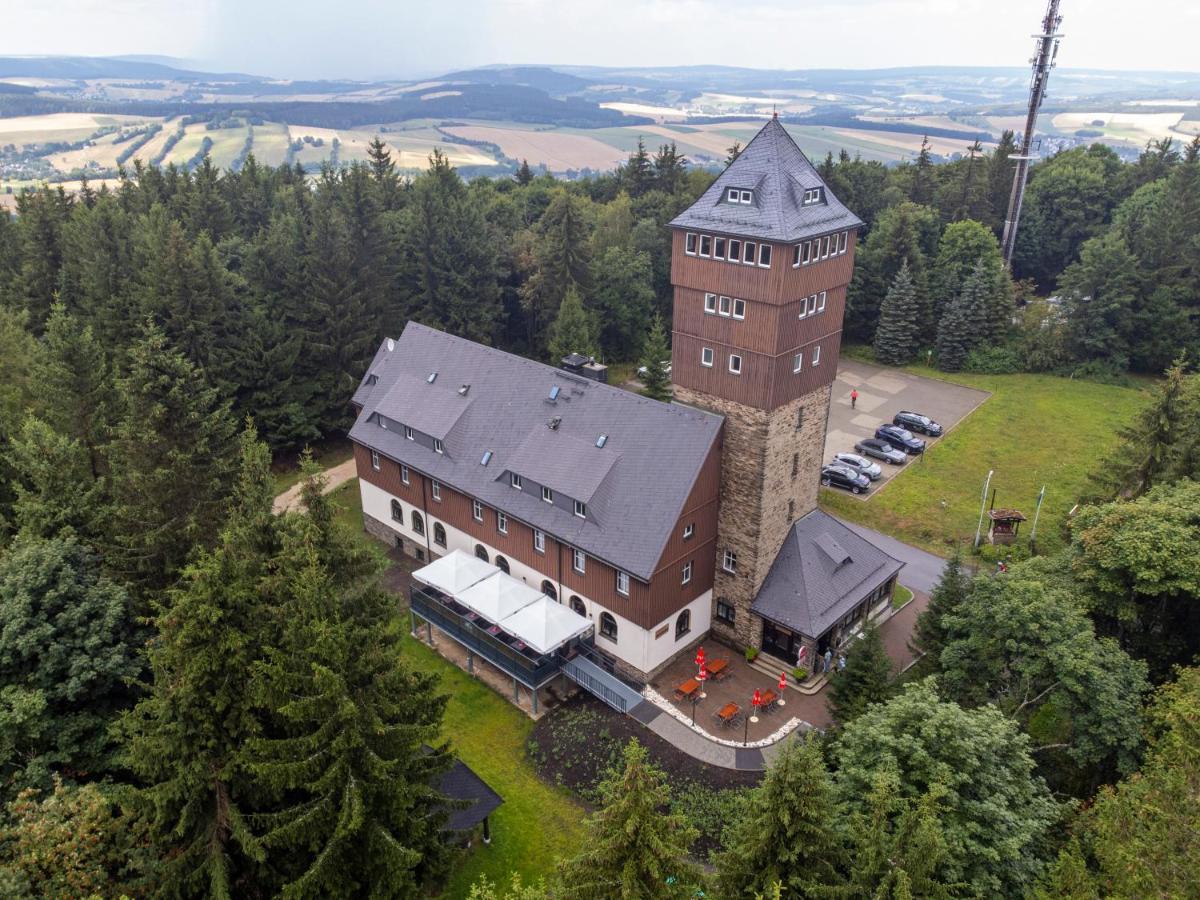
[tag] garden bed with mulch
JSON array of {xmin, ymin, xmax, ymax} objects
[{"xmin": 527, "ymin": 694, "xmax": 762, "ymax": 859}]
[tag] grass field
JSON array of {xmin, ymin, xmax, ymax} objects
[
  {"xmin": 820, "ymin": 366, "xmax": 1149, "ymax": 556},
  {"xmin": 328, "ymin": 479, "xmax": 585, "ymax": 896},
  {"xmin": 250, "ymin": 121, "xmax": 291, "ymax": 166}
]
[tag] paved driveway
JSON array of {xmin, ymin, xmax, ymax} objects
[{"xmin": 823, "ymin": 360, "xmax": 989, "ymax": 499}]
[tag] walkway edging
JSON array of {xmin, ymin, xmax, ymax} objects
[{"xmin": 643, "ymin": 686, "xmax": 807, "ymax": 750}]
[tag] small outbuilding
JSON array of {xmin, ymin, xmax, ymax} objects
[
  {"xmin": 437, "ymin": 758, "xmax": 504, "ymax": 845},
  {"xmin": 987, "ymin": 508, "xmax": 1027, "ymax": 545}
]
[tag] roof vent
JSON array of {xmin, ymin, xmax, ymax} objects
[
  {"xmin": 480, "ymin": 450, "xmax": 492, "ymax": 466},
  {"xmin": 427, "ymin": 372, "xmax": 437, "ymax": 384},
  {"xmin": 458, "ymin": 384, "xmax": 470, "ymax": 396},
  {"xmin": 386, "ymin": 338, "xmax": 395, "ymax": 351},
  {"xmin": 595, "ymin": 433, "xmax": 608, "ymax": 448},
  {"xmin": 548, "ymin": 416, "xmax": 562, "ymax": 431}
]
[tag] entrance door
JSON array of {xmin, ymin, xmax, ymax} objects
[{"xmin": 761, "ymin": 621, "xmax": 798, "ymax": 663}]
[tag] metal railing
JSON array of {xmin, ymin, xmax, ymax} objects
[{"xmin": 562, "ymin": 655, "xmax": 644, "ymax": 715}]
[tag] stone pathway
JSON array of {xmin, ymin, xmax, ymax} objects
[{"xmin": 272, "ymin": 458, "xmax": 357, "ymax": 513}]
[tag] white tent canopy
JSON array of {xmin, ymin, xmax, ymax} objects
[{"xmin": 413, "ymin": 551, "xmax": 592, "ymax": 656}]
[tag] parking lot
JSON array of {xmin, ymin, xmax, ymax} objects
[{"xmin": 822, "ymin": 360, "xmax": 990, "ymax": 499}]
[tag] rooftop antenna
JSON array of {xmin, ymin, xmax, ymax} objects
[{"xmin": 1000, "ymin": 0, "xmax": 1065, "ymax": 267}]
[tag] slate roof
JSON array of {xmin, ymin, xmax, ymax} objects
[
  {"xmin": 436, "ymin": 758, "xmax": 503, "ymax": 831},
  {"xmin": 668, "ymin": 116, "xmax": 863, "ymax": 243},
  {"xmin": 751, "ymin": 509, "xmax": 904, "ymax": 639},
  {"xmin": 350, "ymin": 322, "xmax": 723, "ymax": 581}
]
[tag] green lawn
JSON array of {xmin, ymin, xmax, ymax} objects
[
  {"xmin": 892, "ymin": 584, "xmax": 914, "ymax": 610},
  {"xmin": 327, "ymin": 478, "xmax": 586, "ymax": 897},
  {"xmin": 821, "ymin": 366, "xmax": 1149, "ymax": 556}
]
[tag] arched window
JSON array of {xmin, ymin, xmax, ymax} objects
[
  {"xmin": 540, "ymin": 580, "xmax": 557, "ymax": 601},
  {"xmin": 474, "ymin": 544, "xmax": 489, "ymax": 563},
  {"xmin": 495, "ymin": 555, "xmax": 510, "ymax": 574},
  {"xmin": 411, "ymin": 511, "xmax": 425, "ymax": 536},
  {"xmin": 675, "ymin": 609, "xmax": 691, "ymax": 640},
  {"xmin": 599, "ymin": 612, "xmax": 617, "ymax": 641},
  {"xmin": 569, "ymin": 595, "xmax": 586, "ymax": 617},
  {"xmin": 390, "ymin": 499, "xmax": 403, "ymax": 524},
  {"xmin": 433, "ymin": 523, "xmax": 447, "ymax": 548}
]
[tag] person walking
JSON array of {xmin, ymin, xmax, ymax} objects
[
  {"xmin": 850, "ymin": 389, "xmax": 858, "ymax": 409},
  {"xmin": 823, "ymin": 648, "xmax": 833, "ymax": 675},
  {"xmin": 838, "ymin": 653, "xmax": 846, "ymax": 673}
]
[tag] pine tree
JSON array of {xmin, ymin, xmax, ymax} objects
[
  {"xmin": 591, "ymin": 245, "xmax": 655, "ymax": 360},
  {"xmin": 935, "ymin": 259, "xmax": 992, "ymax": 371},
  {"xmin": 726, "ymin": 142, "xmax": 742, "ymax": 166},
  {"xmin": 988, "ymin": 131, "xmax": 1018, "ymax": 233},
  {"xmin": 557, "ymin": 739, "xmax": 699, "ymax": 899},
  {"xmin": 910, "ymin": 550, "xmax": 971, "ymax": 671},
  {"xmin": 873, "ymin": 259, "xmax": 922, "ymax": 364},
  {"xmin": 828, "ymin": 623, "xmax": 894, "ymax": 725},
  {"xmin": 910, "ymin": 136, "xmax": 935, "ymax": 205},
  {"xmin": 652, "ymin": 142, "xmax": 685, "ymax": 194},
  {"xmin": 514, "ymin": 158, "xmax": 533, "ymax": 186},
  {"xmin": 366, "ymin": 135, "xmax": 402, "ymax": 208},
  {"xmin": 638, "ymin": 315, "xmax": 672, "ymax": 402},
  {"xmin": 6, "ymin": 417, "xmax": 102, "ymax": 542},
  {"xmin": 715, "ymin": 734, "xmax": 844, "ymax": 898},
  {"xmin": 622, "ymin": 138, "xmax": 653, "ymax": 198},
  {"xmin": 546, "ymin": 285, "xmax": 598, "ymax": 363},
  {"xmin": 519, "ymin": 190, "xmax": 591, "ymax": 351}
]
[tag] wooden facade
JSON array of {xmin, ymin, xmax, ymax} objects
[{"xmin": 354, "ymin": 440, "xmax": 720, "ymax": 630}]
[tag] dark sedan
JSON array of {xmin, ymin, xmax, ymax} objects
[
  {"xmin": 855, "ymin": 438, "xmax": 907, "ymax": 465},
  {"xmin": 821, "ymin": 464, "xmax": 871, "ymax": 494},
  {"xmin": 893, "ymin": 410, "xmax": 944, "ymax": 436},
  {"xmin": 875, "ymin": 424, "xmax": 927, "ymax": 455}
]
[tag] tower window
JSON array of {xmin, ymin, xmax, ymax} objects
[
  {"xmin": 714, "ymin": 236, "xmax": 727, "ymax": 258},
  {"xmin": 728, "ymin": 354, "xmax": 743, "ymax": 375},
  {"xmin": 723, "ymin": 549, "xmax": 737, "ymax": 574},
  {"xmin": 792, "ymin": 452, "xmax": 799, "ymax": 476},
  {"xmin": 740, "ymin": 189, "xmax": 752, "ymax": 204},
  {"xmin": 701, "ymin": 347, "xmax": 714, "ymax": 368},
  {"xmin": 788, "ymin": 499, "xmax": 795, "ymax": 521},
  {"xmin": 743, "ymin": 241, "xmax": 756, "ymax": 265},
  {"xmin": 812, "ymin": 345, "xmax": 822, "ymax": 366},
  {"xmin": 716, "ymin": 598, "xmax": 736, "ymax": 624},
  {"xmin": 818, "ymin": 291, "xmax": 827, "ymax": 311},
  {"xmin": 704, "ymin": 292, "xmax": 717, "ymax": 314},
  {"xmin": 733, "ymin": 298, "xmax": 746, "ymax": 320},
  {"xmin": 797, "ymin": 406, "xmax": 805, "ymax": 430},
  {"xmin": 685, "ymin": 232, "xmax": 698, "ymax": 255},
  {"xmin": 728, "ymin": 239, "xmax": 742, "ymax": 261},
  {"xmin": 699, "ymin": 235, "xmax": 712, "ymax": 257},
  {"xmin": 719, "ymin": 295, "xmax": 732, "ymax": 316},
  {"xmin": 758, "ymin": 243, "xmax": 772, "ymax": 267},
  {"xmin": 793, "ymin": 352, "xmax": 803, "ymax": 373}
]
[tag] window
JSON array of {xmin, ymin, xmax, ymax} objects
[
  {"xmin": 728, "ymin": 239, "xmax": 741, "ymax": 261},
  {"xmin": 475, "ymin": 544, "xmax": 488, "ymax": 562},
  {"xmin": 723, "ymin": 549, "xmax": 737, "ymax": 574},
  {"xmin": 433, "ymin": 438, "xmax": 443, "ymax": 454},
  {"xmin": 792, "ymin": 452, "xmax": 799, "ymax": 476},
  {"xmin": 542, "ymin": 486, "xmax": 553, "ymax": 504},
  {"xmin": 798, "ymin": 298, "xmax": 807, "ymax": 319},
  {"xmin": 808, "ymin": 293, "xmax": 818, "ymax": 315},
  {"xmin": 676, "ymin": 609, "xmax": 691, "ymax": 638},
  {"xmin": 758, "ymin": 243, "xmax": 772, "ymax": 267},
  {"xmin": 497, "ymin": 511, "xmax": 508, "ymax": 534},
  {"xmin": 600, "ymin": 612, "xmax": 618, "ymax": 640},
  {"xmin": 718, "ymin": 295, "xmax": 731, "ymax": 316},
  {"xmin": 817, "ymin": 291, "xmax": 826, "ymax": 312},
  {"xmin": 431, "ymin": 481, "xmax": 441, "ymax": 501},
  {"xmin": 821, "ymin": 235, "xmax": 831, "ymax": 259},
  {"xmin": 370, "ymin": 449, "xmax": 380, "ymax": 471},
  {"xmin": 433, "ymin": 523, "xmax": 446, "ymax": 547},
  {"xmin": 714, "ymin": 237, "xmax": 726, "ymax": 259},
  {"xmin": 492, "ymin": 555, "xmax": 508, "ymax": 574},
  {"xmin": 812, "ymin": 345, "xmax": 822, "ymax": 366},
  {"xmin": 727, "ymin": 187, "xmax": 739, "ymax": 202},
  {"xmin": 743, "ymin": 241, "xmax": 756, "ymax": 265},
  {"xmin": 412, "ymin": 512, "xmax": 425, "ymax": 536},
  {"xmin": 379, "ymin": 416, "xmax": 388, "ymax": 430},
  {"xmin": 716, "ymin": 599, "xmax": 736, "ymax": 625},
  {"xmin": 728, "ymin": 354, "xmax": 742, "ymax": 375},
  {"xmin": 533, "ymin": 529, "xmax": 545, "ymax": 553},
  {"xmin": 472, "ymin": 499, "xmax": 483, "ymax": 522},
  {"xmin": 802, "ymin": 241, "xmax": 812, "ymax": 265},
  {"xmin": 541, "ymin": 580, "xmax": 557, "ymax": 601},
  {"xmin": 685, "ymin": 232, "xmax": 698, "ymax": 255},
  {"xmin": 683, "ymin": 523, "xmax": 695, "ymax": 540},
  {"xmin": 570, "ymin": 595, "xmax": 586, "ymax": 616},
  {"xmin": 701, "ymin": 347, "xmax": 714, "ymax": 368},
  {"xmin": 511, "ymin": 473, "xmax": 522, "ymax": 490},
  {"xmin": 572, "ymin": 547, "xmax": 586, "ymax": 574},
  {"xmin": 391, "ymin": 500, "xmax": 403, "ymax": 523},
  {"xmin": 404, "ymin": 426, "xmax": 414, "ymax": 441},
  {"xmin": 732, "ymin": 298, "xmax": 746, "ymax": 320},
  {"xmin": 788, "ymin": 499, "xmax": 795, "ymax": 521},
  {"xmin": 793, "ymin": 352, "xmax": 803, "ymax": 373},
  {"xmin": 400, "ymin": 464, "xmax": 410, "ymax": 485},
  {"xmin": 740, "ymin": 189, "xmax": 752, "ymax": 204},
  {"xmin": 797, "ymin": 406, "xmax": 805, "ymax": 430},
  {"xmin": 838, "ymin": 231, "xmax": 848, "ymax": 254},
  {"xmin": 699, "ymin": 234, "xmax": 712, "ymax": 257},
  {"xmin": 574, "ymin": 499, "xmax": 587, "ymax": 519},
  {"xmin": 616, "ymin": 571, "xmax": 630, "ymax": 596},
  {"xmin": 682, "ymin": 561, "xmax": 693, "ymax": 585},
  {"xmin": 704, "ymin": 292, "xmax": 717, "ymax": 314}
]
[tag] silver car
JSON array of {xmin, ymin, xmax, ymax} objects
[
  {"xmin": 854, "ymin": 437, "xmax": 908, "ymax": 465},
  {"xmin": 832, "ymin": 452, "xmax": 883, "ymax": 481}
]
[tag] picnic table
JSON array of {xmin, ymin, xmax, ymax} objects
[
  {"xmin": 707, "ymin": 658, "xmax": 730, "ymax": 681},
  {"xmin": 715, "ymin": 702, "xmax": 741, "ymax": 726},
  {"xmin": 759, "ymin": 689, "xmax": 778, "ymax": 713},
  {"xmin": 674, "ymin": 678, "xmax": 700, "ymax": 701}
]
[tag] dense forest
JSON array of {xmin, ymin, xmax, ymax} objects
[{"xmin": 0, "ymin": 132, "xmax": 1198, "ymax": 897}]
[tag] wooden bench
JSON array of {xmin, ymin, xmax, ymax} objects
[{"xmin": 759, "ymin": 689, "xmax": 778, "ymax": 714}]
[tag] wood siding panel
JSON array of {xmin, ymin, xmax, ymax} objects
[
  {"xmin": 774, "ymin": 286, "xmax": 847, "ymax": 355},
  {"xmin": 356, "ymin": 443, "xmax": 425, "ymax": 507},
  {"xmin": 671, "ymin": 231, "xmax": 781, "ymax": 300},
  {"xmin": 671, "ymin": 333, "xmax": 776, "ymax": 410},
  {"xmin": 674, "ymin": 287, "xmax": 780, "ymax": 356},
  {"xmin": 767, "ymin": 337, "xmax": 843, "ymax": 409}
]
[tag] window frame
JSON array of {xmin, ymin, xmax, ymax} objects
[
  {"xmin": 718, "ymin": 295, "xmax": 732, "ymax": 317},
  {"xmin": 682, "ymin": 560, "xmax": 693, "ymax": 585},
  {"xmin": 676, "ymin": 608, "xmax": 692, "ymax": 639},
  {"xmin": 431, "ymin": 480, "xmax": 442, "ymax": 501},
  {"xmin": 390, "ymin": 499, "xmax": 403, "ymax": 523},
  {"xmin": 370, "ymin": 449, "xmax": 380, "ymax": 471},
  {"xmin": 743, "ymin": 241, "xmax": 756, "ymax": 265},
  {"xmin": 699, "ymin": 234, "xmax": 712, "ymax": 257},
  {"xmin": 574, "ymin": 499, "xmax": 587, "ymax": 519},
  {"xmin": 616, "ymin": 570, "xmax": 630, "ymax": 596},
  {"xmin": 739, "ymin": 189, "xmax": 752, "ymax": 204},
  {"xmin": 411, "ymin": 511, "xmax": 425, "ymax": 536},
  {"xmin": 404, "ymin": 425, "xmax": 414, "ymax": 441},
  {"xmin": 728, "ymin": 238, "xmax": 742, "ymax": 262},
  {"xmin": 808, "ymin": 293, "xmax": 818, "ymax": 315},
  {"xmin": 510, "ymin": 472, "xmax": 522, "ymax": 490},
  {"xmin": 714, "ymin": 236, "xmax": 727, "ymax": 259},
  {"xmin": 472, "ymin": 499, "xmax": 483, "ymax": 522},
  {"xmin": 732, "ymin": 297, "xmax": 746, "ymax": 320},
  {"xmin": 572, "ymin": 547, "xmax": 586, "ymax": 574},
  {"xmin": 817, "ymin": 290, "xmax": 827, "ymax": 312},
  {"xmin": 821, "ymin": 235, "xmax": 831, "ymax": 259},
  {"xmin": 683, "ymin": 523, "xmax": 695, "ymax": 540},
  {"xmin": 704, "ymin": 292, "xmax": 717, "ymax": 314},
  {"xmin": 400, "ymin": 464, "xmax": 410, "ymax": 485},
  {"xmin": 716, "ymin": 599, "xmax": 736, "ymax": 624},
  {"xmin": 701, "ymin": 346, "xmax": 714, "ymax": 368},
  {"xmin": 728, "ymin": 353, "xmax": 742, "ymax": 375},
  {"xmin": 497, "ymin": 511, "xmax": 508, "ymax": 535},
  {"xmin": 533, "ymin": 529, "xmax": 545, "ymax": 553},
  {"xmin": 723, "ymin": 549, "xmax": 737, "ymax": 574},
  {"xmin": 433, "ymin": 438, "xmax": 443, "ymax": 454},
  {"xmin": 726, "ymin": 187, "xmax": 739, "ymax": 203},
  {"xmin": 600, "ymin": 612, "xmax": 618, "ymax": 640},
  {"xmin": 812, "ymin": 344, "xmax": 822, "ymax": 366},
  {"xmin": 433, "ymin": 522, "xmax": 447, "ymax": 548},
  {"xmin": 793, "ymin": 352, "xmax": 803, "ymax": 373},
  {"xmin": 838, "ymin": 231, "xmax": 848, "ymax": 254},
  {"xmin": 541, "ymin": 485, "xmax": 553, "ymax": 504},
  {"xmin": 685, "ymin": 232, "xmax": 698, "ymax": 255},
  {"xmin": 758, "ymin": 243, "xmax": 772, "ymax": 267}
]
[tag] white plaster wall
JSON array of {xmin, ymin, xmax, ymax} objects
[{"xmin": 360, "ymin": 479, "xmax": 431, "ymax": 553}]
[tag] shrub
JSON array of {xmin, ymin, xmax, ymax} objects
[
  {"xmin": 964, "ymin": 344, "xmax": 1023, "ymax": 374},
  {"xmin": 792, "ymin": 667, "xmax": 808, "ymax": 681},
  {"xmin": 745, "ymin": 647, "xmax": 759, "ymax": 662},
  {"xmin": 1070, "ymin": 359, "xmax": 1133, "ymax": 387}
]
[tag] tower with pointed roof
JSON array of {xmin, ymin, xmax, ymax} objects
[{"xmin": 668, "ymin": 116, "xmax": 862, "ymax": 650}]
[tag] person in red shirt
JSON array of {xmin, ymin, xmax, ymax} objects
[{"xmin": 850, "ymin": 389, "xmax": 858, "ymax": 409}]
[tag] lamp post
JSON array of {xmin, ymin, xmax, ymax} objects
[
  {"xmin": 776, "ymin": 672, "xmax": 787, "ymax": 708},
  {"xmin": 974, "ymin": 469, "xmax": 995, "ymax": 549},
  {"xmin": 691, "ymin": 691, "xmax": 699, "ymax": 727},
  {"xmin": 697, "ymin": 662, "xmax": 708, "ymax": 700}
]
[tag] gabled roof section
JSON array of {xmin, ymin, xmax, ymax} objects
[
  {"xmin": 751, "ymin": 510, "xmax": 903, "ymax": 639},
  {"xmin": 350, "ymin": 323, "xmax": 724, "ymax": 581},
  {"xmin": 374, "ymin": 375, "xmax": 472, "ymax": 442},
  {"xmin": 669, "ymin": 116, "xmax": 863, "ymax": 243}
]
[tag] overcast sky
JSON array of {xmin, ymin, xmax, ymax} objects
[{"xmin": 4, "ymin": 0, "xmax": 1197, "ymax": 79}]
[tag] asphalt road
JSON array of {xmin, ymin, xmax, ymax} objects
[{"xmin": 832, "ymin": 515, "xmax": 947, "ymax": 594}]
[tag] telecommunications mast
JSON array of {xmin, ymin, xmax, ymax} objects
[{"xmin": 1000, "ymin": 0, "xmax": 1064, "ymax": 266}]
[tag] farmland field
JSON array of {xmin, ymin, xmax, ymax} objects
[
  {"xmin": 250, "ymin": 121, "xmax": 291, "ymax": 166},
  {"xmin": 1051, "ymin": 111, "xmax": 1186, "ymax": 144},
  {"xmin": 442, "ymin": 123, "xmax": 626, "ymax": 170},
  {"xmin": 0, "ymin": 112, "xmax": 150, "ymax": 146}
]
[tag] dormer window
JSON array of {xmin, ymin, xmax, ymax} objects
[
  {"xmin": 726, "ymin": 188, "xmax": 753, "ymax": 204},
  {"xmin": 434, "ymin": 439, "xmax": 444, "ymax": 454},
  {"xmin": 574, "ymin": 499, "xmax": 587, "ymax": 518},
  {"xmin": 803, "ymin": 187, "xmax": 823, "ymax": 206},
  {"xmin": 366, "ymin": 374, "xmax": 378, "ymax": 386},
  {"xmin": 404, "ymin": 426, "xmax": 414, "ymax": 441},
  {"xmin": 511, "ymin": 473, "xmax": 522, "ymax": 490}
]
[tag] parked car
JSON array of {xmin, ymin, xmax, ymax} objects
[
  {"xmin": 875, "ymin": 424, "xmax": 926, "ymax": 455},
  {"xmin": 893, "ymin": 410, "xmax": 944, "ymax": 436},
  {"xmin": 855, "ymin": 438, "xmax": 907, "ymax": 465},
  {"xmin": 832, "ymin": 452, "xmax": 883, "ymax": 480},
  {"xmin": 637, "ymin": 360, "xmax": 671, "ymax": 378},
  {"xmin": 821, "ymin": 464, "xmax": 871, "ymax": 494}
]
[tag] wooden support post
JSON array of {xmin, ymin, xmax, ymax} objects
[
  {"xmin": 513, "ymin": 678, "xmax": 519, "ymax": 704},
  {"xmin": 532, "ymin": 688, "xmax": 539, "ymax": 715},
  {"xmin": 467, "ymin": 652, "xmax": 474, "ymax": 674},
  {"xmin": 427, "ymin": 620, "xmax": 433, "ymax": 644},
  {"xmin": 482, "ymin": 816, "xmax": 491, "ymax": 844},
  {"xmin": 409, "ymin": 610, "xmax": 417, "ymax": 636}
]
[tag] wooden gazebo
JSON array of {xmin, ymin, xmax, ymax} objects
[{"xmin": 987, "ymin": 508, "xmax": 1027, "ymax": 545}]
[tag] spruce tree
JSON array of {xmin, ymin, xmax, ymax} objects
[
  {"xmin": 652, "ymin": 142, "xmax": 685, "ymax": 194},
  {"xmin": 873, "ymin": 259, "xmax": 921, "ymax": 365},
  {"xmin": 935, "ymin": 259, "xmax": 992, "ymax": 371},
  {"xmin": 622, "ymin": 138, "xmax": 653, "ymax": 198},
  {"xmin": 6, "ymin": 417, "xmax": 102, "ymax": 543},
  {"xmin": 715, "ymin": 733, "xmax": 844, "ymax": 898},
  {"xmin": 557, "ymin": 739, "xmax": 699, "ymax": 899},
  {"xmin": 547, "ymin": 285, "xmax": 598, "ymax": 363},
  {"xmin": 910, "ymin": 550, "xmax": 971, "ymax": 672},
  {"xmin": 827, "ymin": 623, "xmax": 894, "ymax": 725},
  {"xmin": 638, "ymin": 315, "xmax": 672, "ymax": 402},
  {"xmin": 514, "ymin": 158, "xmax": 533, "ymax": 186},
  {"xmin": 910, "ymin": 136, "xmax": 935, "ymax": 205}
]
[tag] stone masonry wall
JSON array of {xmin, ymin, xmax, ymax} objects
[
  {"xmin": 675, "ymin": 383, "xmax": 832, "ymax": 650},
  {"xmin": 364, "ymin": 512, "xmax": 435, "ymax": 563}
]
